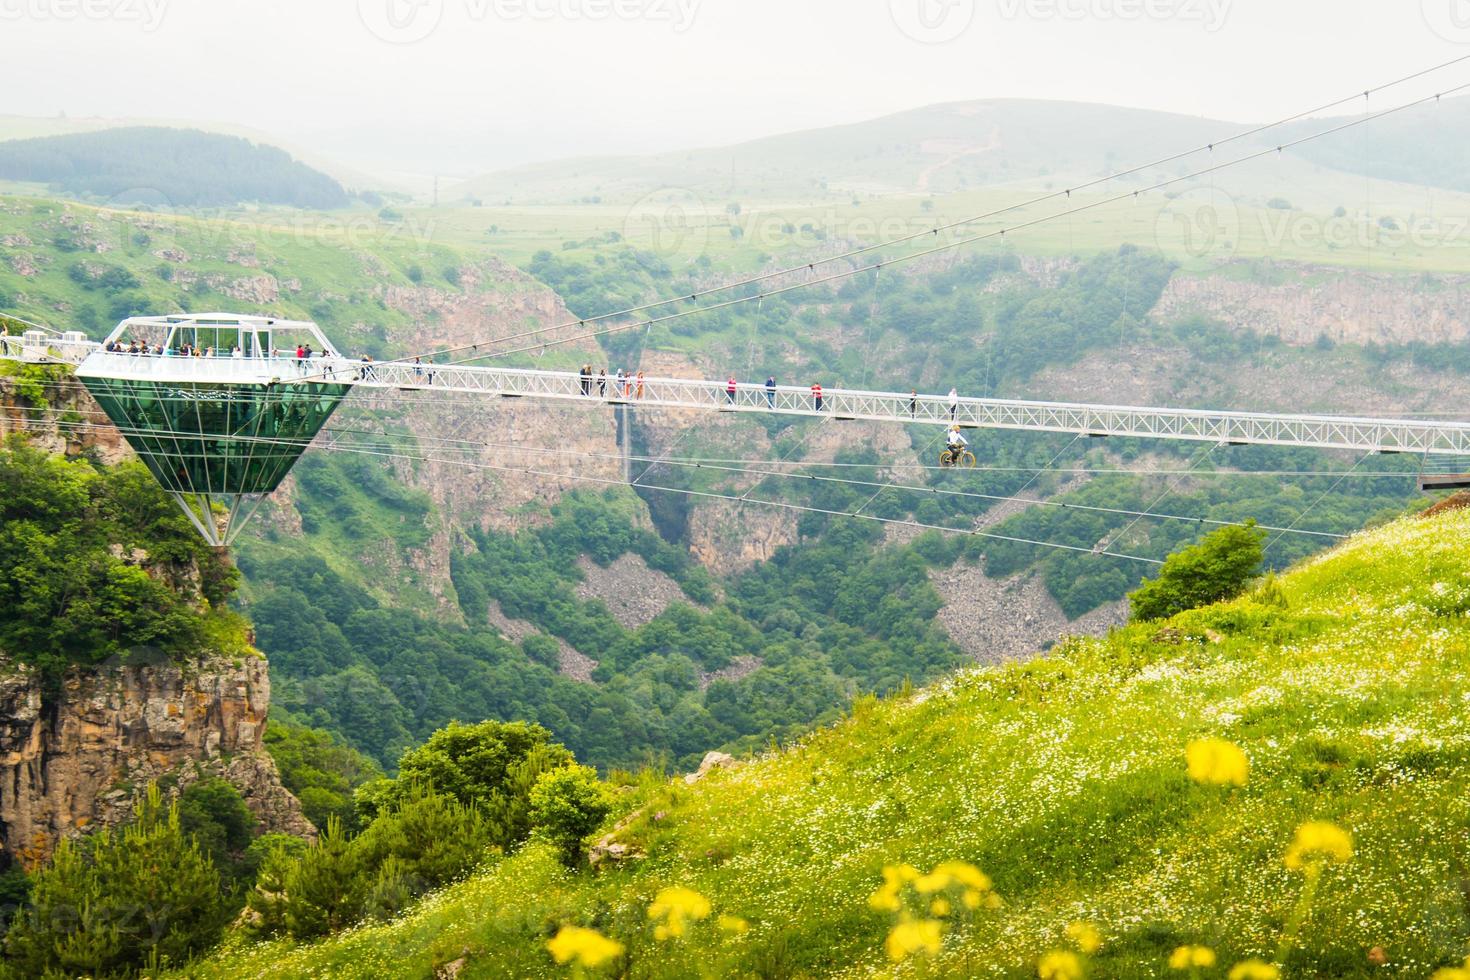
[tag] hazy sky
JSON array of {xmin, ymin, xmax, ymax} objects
[{"xmin": 4, "ymin": 0, "xmax": 1468, "ymax": 179}]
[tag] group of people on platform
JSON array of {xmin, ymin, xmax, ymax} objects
[
  {"xmin": 577, "ymin": 365, "xmax": 646, "ymax": 399},
  {"xmin": 573, "ymin": 367, "xmax": 968, "ymax": 427},
  {"xmin": 104, "ymin": 339, "xmax": 331, "ymax": 361}
]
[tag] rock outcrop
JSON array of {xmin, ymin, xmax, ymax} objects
[
  {"xmin": 1153, "ymin": 263, "xmax": 1470, "ymax": 347},
  {"xmin": 0, "ymin": 653, "xmax": 312, "ymax": 868},
  {"xmin": 573, "ymin": 553, "xmax": 702, "ymax": 629},
  {"xmin": 0, "ymin": 371, "xmax": 131, "ymax": 466},
  {"xmin": 930, "ymin": 560, "xmax": 1127, "ymax": 665}
]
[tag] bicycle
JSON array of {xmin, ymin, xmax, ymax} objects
[{"xmin": 938, "ymin": 446, "xmax": 976, "ymax": 468}]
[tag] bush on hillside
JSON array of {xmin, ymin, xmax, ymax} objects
[
  {"xmin": 357, "ymin": 720, "xmax": 572, "ymax": 847},
  {"xmin": 0, "ymin": 440, "xmax": 243, "ymax": 675},
  {"xmin": 5, "ymin": 787, "xmax": 224, "ymax": 976},
  {"xmin": 279, "ymin": 818, "xmax": 363, "ymax": 941},
  {"xmin": 529, "ymin": 764, "xmax": 614, "ymax": 866},
  {"xmin": 1128, "ymin": 523, "xmax": 1265, "ymax": 622},
  {"xmin": 253, "ymin": 787, "xmax": 495, "ymax": 941},
  {"xmin": 177, "ymin": 778, "xmax": 258, "ymax": 887}
]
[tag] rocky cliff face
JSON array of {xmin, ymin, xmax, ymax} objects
[
  {"xmin": 1153, "ymin": 262, "xmax": 1470, "ymax": 347},
  {"xmin": 0, "ymin": 653, "xmax": 312, "ymax": 869},
  {"xmin": 0, "ymin": 370, "xmax": 130, "ymax": 465}
]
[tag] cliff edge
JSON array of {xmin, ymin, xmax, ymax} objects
[{"xmin": 0, "ymin": 652, "xmax": 313, "ymax": 868}]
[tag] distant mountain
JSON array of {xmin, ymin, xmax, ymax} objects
[
  {"xmin": 448, "ymin": 96, "xmax": 1470, "ymax": 205},
  {"xmin": 1275, "ymin": 95, "xmax": 1470, "ymax": 194},
  {"xmin": 0, "ymin": 127, "xmax": 350, "ymax": 209}
]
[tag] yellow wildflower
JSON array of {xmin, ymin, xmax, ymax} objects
[
  {"xmin": 1065, "ymin": 921, "xmax": 1103, "ymax": 954},
  {"xmin": 546, "ymin": 925, "xmax": 624, "ymax": 969},
  {"xmin": 1185, "ymin": 738, "xmax": 1250, "ymax": 786},
  {"xmin": 717, "ymin": 914, "xmax": 749, "ymax": 934},
  {"xmin": 647, "ymin": 885, "xmax": 711, "ymax": 940},
  {"xmin": 884, "ymin": 863, "xmax": 921, "ymax": 887},
  {"xmin": 1170, "ymin": 945, "xmax": 1217, "ymax": 969},
  {"xmin": 914, "ymin": 871, "xmax": 951, "ymax": 894},
  {"xmin": 1038, "ymin": 950, "xmax": 1084, "ymax": 980},
  {"xmin": 930, "ymin": 897, "xmax": 951, "ymax": 917},
  {"xmin": 885, "ymin": 918, "xmax": 943, "ymax": 962},
  {"xmin": 1283, "ymin": 820, "xmax": 1353, "ymax": 870},
  {"xmin": 1431, "ymin": 969, "xmax": 1470, "ymax": 980},
  {"xmin": 931, "ymin": 860, "xmax": 992, "ymax": 892},
  {"xmin": 1228, "ymin": 960, "xmax": 1281, "ymax": 980},
  {"xmin": 869, "ymin": 863, "xmax": 921, "ymax": 911}
]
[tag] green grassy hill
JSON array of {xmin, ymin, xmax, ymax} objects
[
  {"xmin": 446, "ymin": 96, "xmax": 1470, "ymax": 209},
  {"xmin": 193, "ymin": 505, "xmax": 1470, "ymax": 978},
  {"xmin": 0, "ymin": 128, "xmax": 349, "ymax": 209}
]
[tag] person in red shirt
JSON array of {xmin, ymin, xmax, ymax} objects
[
  {"xmin": 726, "ymin": 376, "xmax": 737, "ymax": 404},
  {"xmin": 811, "ymin": 382, "xmax": 823, "ymax": 411}
]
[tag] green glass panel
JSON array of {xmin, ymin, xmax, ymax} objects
[{"xmin": 80, "ymin": 378, "xmax": 349, "ymax": 495}]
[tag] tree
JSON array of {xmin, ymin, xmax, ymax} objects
[
  {"xmin": 1128, "ymin": 523, "xmax": 1265, "ymax": 622},
  {"xmin": 352, "ymin": 787, "xmax": 494, "ymax": 907},
  {"xmin": 241, "ymin": 834, "xmax": 309, "ymax": 939},
  {"xmin": 369, "ymin": 720, "xmax": 573, "ymax": 848},
  {"xmin": 263, "ymin": 720, "xmax": 382, "ymax": 832},
  {"xmin": 281, "ymin": 817, "xmax": 364, "ymax": 940},
  {"xmin": 529, "ymin": 764, "xmax": 613, "ymax": 866},
  {"xmin": 177, "ymin": 778, "xmax": 258, "ymax": 885},
  {"xmin": 5, "ymin": 786, "xmax": 224, "ymax": 975}
]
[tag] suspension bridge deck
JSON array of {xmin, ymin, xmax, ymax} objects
[{"xmin": 6, "ymin": 332, "xmax": 1470, "ymax": 457}]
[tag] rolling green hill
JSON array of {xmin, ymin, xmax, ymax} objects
[
  {"xmin": 0, "ymin": 128, "xmax": 349, "ymax": 209},
  {"xmin": 191, "ymin": 504, "xmax": 1470, "ymax": 978},
  {"xmin": 446, "ymin": 96, "xmax": 1470, "ymax": 209}
]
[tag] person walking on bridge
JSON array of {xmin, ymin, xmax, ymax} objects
[
  {"xmin": 811, "ymin": 381, "xmax": 824, "ymax": 412},
  {"xmin": 765, "ymin": 375, "xmax": 776, "ymax": 408},
  {"xmin": 597, "ymin": 368, "xmax": 607, "ymax": 398},
  {"xmin": 726, "ymin": 376, "xmax": 738, "ymax": 404},
  {"xmin": 947, "ymin": 387, "xmax": 959, "ymax": 420}
]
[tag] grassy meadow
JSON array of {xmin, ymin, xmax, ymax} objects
[{"xmin": 188, "ymin": 505, "xmax": 1470, "ymax": 978}]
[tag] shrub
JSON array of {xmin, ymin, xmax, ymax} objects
[
  {"xmin": 1129, "ymin": 524, "xmax": 1265, "ymax": 622},
  {"xmin": 5, "ymin": 786, "xmax": 224, "ymax": 975},
  {"xmin": 529, "ymin": 764, "xmax": 614, "ymax": 866},
  {"xmin": 177, "ymin": 778, "xmax": 257, "ymax": 885},
  {"xmin": 369, "ymin": 720, "xmax": 573, "ymax": 848},
  {"xmin": 241, "ymin": 834, "xmax": 308, "ymax": 939},
  {"xmin": 352, "ymin": 786, "xmax": 495, "ymax": 890},
  {"xmin": 281, "ymin": 817, "xmax": 364, "ymax": 940}
]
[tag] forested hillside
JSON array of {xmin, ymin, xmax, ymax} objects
[
  {"xmin": 0, "ymin": 128, "xmax": 349, "ymax": 208},
  {"xmin": 190, "ymin": 503, "xmax": 1470, "ymax": 978}
]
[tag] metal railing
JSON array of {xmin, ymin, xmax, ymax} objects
[
  {"xmin": 345, "ymin": 361, "xmax": 1470, "ymax": 455},
  {"xmin": 0, "ymin": 333, "xmax": 100, "ymax": 365},
  {"xmin": 31, "ymin": 350, "xmax": 1470, "ymax": 456}
]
